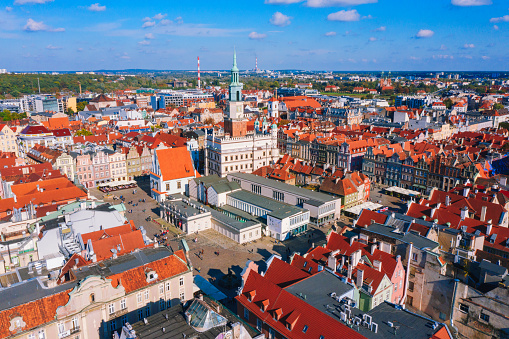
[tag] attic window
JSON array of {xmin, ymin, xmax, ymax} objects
[
  {"xmin": 145, "ymin": 270, "xmax": 158, "ymax": 283},
  {"xmin": 302, "ymin": 325, "xmax": 309, "ymax": 333}
]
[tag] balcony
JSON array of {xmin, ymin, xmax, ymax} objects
[
  {"xmin": 58, "ymin": 327, "xmax": 79, "ymax": 339},
  {"xmin": 109, "ymin": 308, "xmax": 128, "ymax": 319}
]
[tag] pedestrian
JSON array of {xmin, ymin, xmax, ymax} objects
[{"xmin": 197, "ymin": 267, "xmax": 201, "ymax": 273}]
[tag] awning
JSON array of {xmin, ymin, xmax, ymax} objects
[
  {"xmin": 193, "ymin": 275, "xmax": 227, "ymax": 301},
  {"xmin": 344, "ymin": 202, "xmax": 383, "ymax": 216},
  {"xmin": 385, "ymin": 186, "xmax": 421, "ymax": 196}
]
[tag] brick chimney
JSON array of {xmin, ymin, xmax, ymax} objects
[{"xmin": 481, "ymin": 205, "xmax": 487, "ymax": 222}]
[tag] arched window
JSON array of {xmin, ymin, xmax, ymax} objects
[{"xmin": 90, "ymin": 293, "xmax": 95, "ymax": 303}]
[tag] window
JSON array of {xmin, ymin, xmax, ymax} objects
[
  {"xmin": 120, "ymin": 315, "xmax": 128, "ymax": 325},
  {"xmin": 138, "ymin": 309, "xmax": 143, "ymax": 321},
  {"xmin": 412, "ymin": 252, "xmax": 418, "ymax": 261},
  {"xmin": 166, "ymin": 183, "xmax": 170, "ymax": 191},
  {"xmin": 159, "ymin": 284, "xmax": 164, "ymax": 295},
  {"xmin": 244, "ymin": 308, "xmax": 249, "ymax": 320},
  {"xmin": 180, "ymin": 291, "xmax": 185, "ymax": 301},
  {"xmin": 269, "ymin": 328, "xmax": 275, "ymax": 339},
  {"xmin": 38, "ymin": 330, "xmax": 46, "ymax": 339},
  {"xmin": 71, "ymin": 317, "xmax": 79, "ymax": 330},
  {"xmin": 480, "ymin": 312, "xmax": 490, "ymax": 323},
  {"xmin": 28, "ymin": 334, "xmax": 35, "ymax": 339},
  {"xmin": 179, "ymin": 277, "xmax": 184, "ymax": 286},
  {"xmin": 459, "ymin": 304, "xmax": 469, "ymax": 313},
  {"xmin": 109, "ymin": 320, "xmax": 116, "ymax": 332},
  {"xmin": 90, "ymin": 294, "xmax": 95, "ymax": 303},
  {"xmin": 108, "ymin": 303, "xmax": 115, "ymax": 314},
  {"xmin": 144, "ymin": 306, "xmax": 150, "ymax": 317},
  {"xmin": 177, "ymin": 181, "xmax": 181, "ymax": 189},
  {"xmin": 159, "ymin": 299, "xmax": 166, "ymax": 311},
  {"xmin": 166, "ymin": 282, "xmax": 171, "ymax": 291},
  {"xmin": 137, "ymin": 292, "xmax": 142, "ymax": 304},
  {"xmin": 58, "ymin": 322, "xmax": 65, "ymax": 334},
  {"xmin": 302, "ymin": 325, "xmax": 308, "ymax": 333}
]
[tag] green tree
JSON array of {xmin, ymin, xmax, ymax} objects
[
  {"xmin": 493, "ymin": 103, "xmax": 504, "ymax": 110},
  {"xmin": 66, "ymin": 107, "xmax": 75, "ymax": 115},
  {"xmin": 76, "ymin": 101, "xmax": 87, "ymax": 112},
  {"xmin": 74, "ymin": 129, "xmax": 93, "ymax": 136},
  {"xmin": 443, "ymin": 98, "xmax": 453, "ymax": 109}
]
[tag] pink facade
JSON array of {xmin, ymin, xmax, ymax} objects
[
  {"xmin": 389, "ymin": 256, "xmax": 406, "ymax": 304},
  {"xmin": 76, "ymin": 153, "xmax": 94, "ymax": 188}
]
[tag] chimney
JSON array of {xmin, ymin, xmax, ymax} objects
[
  {"xmin": 327, "ymin": 254, "xmax": 337, "ymax": 272},
  {"xmin": 35, "ymin": 222, "xmax": 40, "ymax": 235},
  {"xmin": 463, "ymin": 187, "xmax": 470, "ymax": 197},
  {"xmin": 351, "ymin": 249, "xmax": 362, "ymax": 267},
  {"xmin": 445, "ymin": 195, "xmax": 451, "ymax": 206},
  {"xmin": 341, "ymin": 256, "xmax": 345, "ymax": 270},
  {"xmin": 481, "ymin": 205, "xmax": 487, "ymax": 222},
  {"xmin": 373, "ymin": 260, "xmax": 382, "ymax": 272},
  {"xmin": 370, "ymin": 243, "xmax": 377, "ymax": 255},
  {"xmin": 356, "ymin": 269, "xmax": 364, "ymax": 288},
  {"xmin": 500, "ymin": 177, "xmax": 507, "ymax": 186},
  {"xmin": 460, "ymin": 206, "xmax": 468, "ymax": 220},
  {"xmin": 486, "ymin": 220, "xmax": 493, "ymax": 236},
  {"xmin": 347, "ymin": 264, "xmax": 353, "ymax": 280}
]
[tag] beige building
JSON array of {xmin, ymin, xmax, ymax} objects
[
  {"xmin": 0, "ymin": 247, "xmax": 193, "ymax": 339},
  {"xmin": 106, "ymin": 149, "xmax": 127, "ymax": 182},
  {"xmin": 0, "ymin": 124, "xmax": 19, "ymax": 156}
]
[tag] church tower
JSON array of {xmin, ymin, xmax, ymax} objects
[
  {"xmin": 225, "ymin": 50, "xmax": 247, "ymax": 137},
  {"xmin": 227, "ymin": 50, "xmax": 244, "ymax": 120}
]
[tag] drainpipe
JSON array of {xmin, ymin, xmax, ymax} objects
[
  {"xmin": 400, "ymin": 242, "xmax": 413, "ymax": 305},
  {"xmin": 449, "ymin": 279, "xmax": 460, "ymax": 338}
]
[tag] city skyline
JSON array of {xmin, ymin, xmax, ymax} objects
[{"xmin": 1, "ymin": 0, "xmax": 508, "ymax": 71}]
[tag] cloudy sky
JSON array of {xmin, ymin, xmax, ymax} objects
[{"xmin": 0, "ymin": 0, "xmax": 508, "ymax": 71}]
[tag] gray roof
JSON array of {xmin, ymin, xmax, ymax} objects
[
  {"xmin": 363, "ymin": 223, "xmax": 439, "ymax": 250},
  {"xmin": 228, "ymin": 190, "xmax": 305, "ymax": 220},
  {"xmin": 129, "ymin": 296, "xmax": 260, "ymax": 339},
  {"xmin": 285, "ymin": 270, "xmax": 354, "ymax": 315},
  {"xmin": 210, "ymin": 181, "xmax": 240, "ymax": 194},
  {"xmin": 351, "ymin": 302, "xmax": 448, "ymax": 339},
  {"xmin": 228, "ymin": 172, "xmax": 338, "ymax": 204},
  {"xmin": 191, "ymin": 174, "xmax": 225, "ymax": 187},
  {"xmin": 0, "ymin": 247, "xmax": 176, "ymax": 311}
]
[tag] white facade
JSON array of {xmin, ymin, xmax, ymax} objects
[
  {"xmin": 206, "ymin": 130, "xmax": 279, "ymax": 178},
  {"xmin": 108, "ymin": 151, "xmax": 127, "ymax": 181}
]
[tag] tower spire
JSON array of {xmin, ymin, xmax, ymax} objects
[{"xmin": 233, "ymin": 47, "xmax": 237, "ymax": 68}]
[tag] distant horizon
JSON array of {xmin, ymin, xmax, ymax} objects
[{"xmin": 1, "ymin": 0, "xmax": 508, "ymax": 71}]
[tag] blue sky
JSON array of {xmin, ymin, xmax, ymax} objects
[{"xmin": 0, "ymin": 0, "xmax": 508, "ymax": 71}]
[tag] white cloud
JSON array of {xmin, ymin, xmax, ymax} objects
[
  {"xmin": 463, "ymin": 43, "xmax": 475, "ymax": 48},
  {"xmin": 14, "ymin": 0, "xmax": 53, "ymax": 4},
  {"xmin": 433, "ymin": 55, "xmax": 453, "ymax": 59},
  {"xmin": 142, "ymin": 17, "xmax": 151, "ymax": 22},
  {"xmin": 451, "ymin": 0, "xmax": 491, "ymax": 6},
  {"xmin": 153, "ymin": 13, "xmax": 167, "ymax": 20},
  {"xmin": 369, "ymin": 36, "xmax": 377, "ymax": 41},
  {"xmin": 46, "ymin": 44, "xmax": 61, "ymax": 49},
  {"xmin": 324, "ymin": 31, "xmax": 336, "ymax": 36},
  {"xmin": 270, "ymin": 12, "xmax": 291, "ymax": 26},
  {"xmin": 374, "ymin": 26, "xmax": 386, "ymax": 31},
  {"xmin": 144, "ymin": 33, "xmax": 155, "ymax": 39},
  {"xmin": 142, "ymin": 21, "xmax": 156, "ymax": 28},
  {"xmin": 306, "ymin": 0, "xmax": 377, "ymax": 7},
  {"xmin": 175, "ymin": 16, "xmax": 183, "ymax": 24},
  {"xmin": 120, "ymin": 53, "xmax": 130, "ymax": 60},
  {"xmin": 138, "ymin": 40, "xmax": 150, "ymax": 45},
  {"xmin": 23, "ymin": 18, "xmax": 64, "ymax": 32},
  {"xmin": 409, "ymin": 56, "xmax": 420, "ymax": 60},
  {"xmin": 481, "ymin": 55, "xmax": 490, "ymax": 60},
  {"xmin": 5, "ymin": 6, "xmax": 12, "ymax": 11},
  {"xmin": 327, "ymin": 9, "xmax": 361, "ymax": 21},
  {"xmin": 490, "ymin": 15, "xmax": 509, "ymax": 23},
  {"xmin": 160, "ymin": 19, "xmax": 172, "ymax": 25},
  {"xmin": 88, "ymin": 3, "xmax": 106, "ymax": 12},
  {"xmin": 249, "ymin": 31, "xmax": 267, "ymax": 40},
  {"xmin": 493, "ymin": 25, "xmax": 499, "ymax": 30},
  {"xmin": 416, "ymin": 29, "xmax": 434, "ymax": 38}
]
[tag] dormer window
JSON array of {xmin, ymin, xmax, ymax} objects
[{"xmin": 145, "ymin": 269, "xmax": 158, "ymax": 283}]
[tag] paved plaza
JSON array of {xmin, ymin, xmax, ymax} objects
[{"xmin": 88, "ymin": 176, "xmax": 410, "ymax": 303}]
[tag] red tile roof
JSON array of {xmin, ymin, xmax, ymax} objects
[{"xmin": 155, "ymin": 147, "xmax": 195, "ymax": 181}]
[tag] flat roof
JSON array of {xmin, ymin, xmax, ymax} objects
[
  {"xmin": 385, "ymin": 186, "xmax": 421, "ymax": 197},
  {"xmin": 285, "ymin": 270, "xmax": 354, "ymax": 316},
  {"xmin": 345, "ymin": 202, "xmax": 383, "ymax": 215},
  {"xmin": 228, "ymin": 172, "xmax": 338, "ymax": 204},
  {"xmin": 363, "ymin": 223, "xmax": 439, "ymax": 250},
  {"xmin": 228, "ymin": 190, "xmax": 306, "ymax": 220}
]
